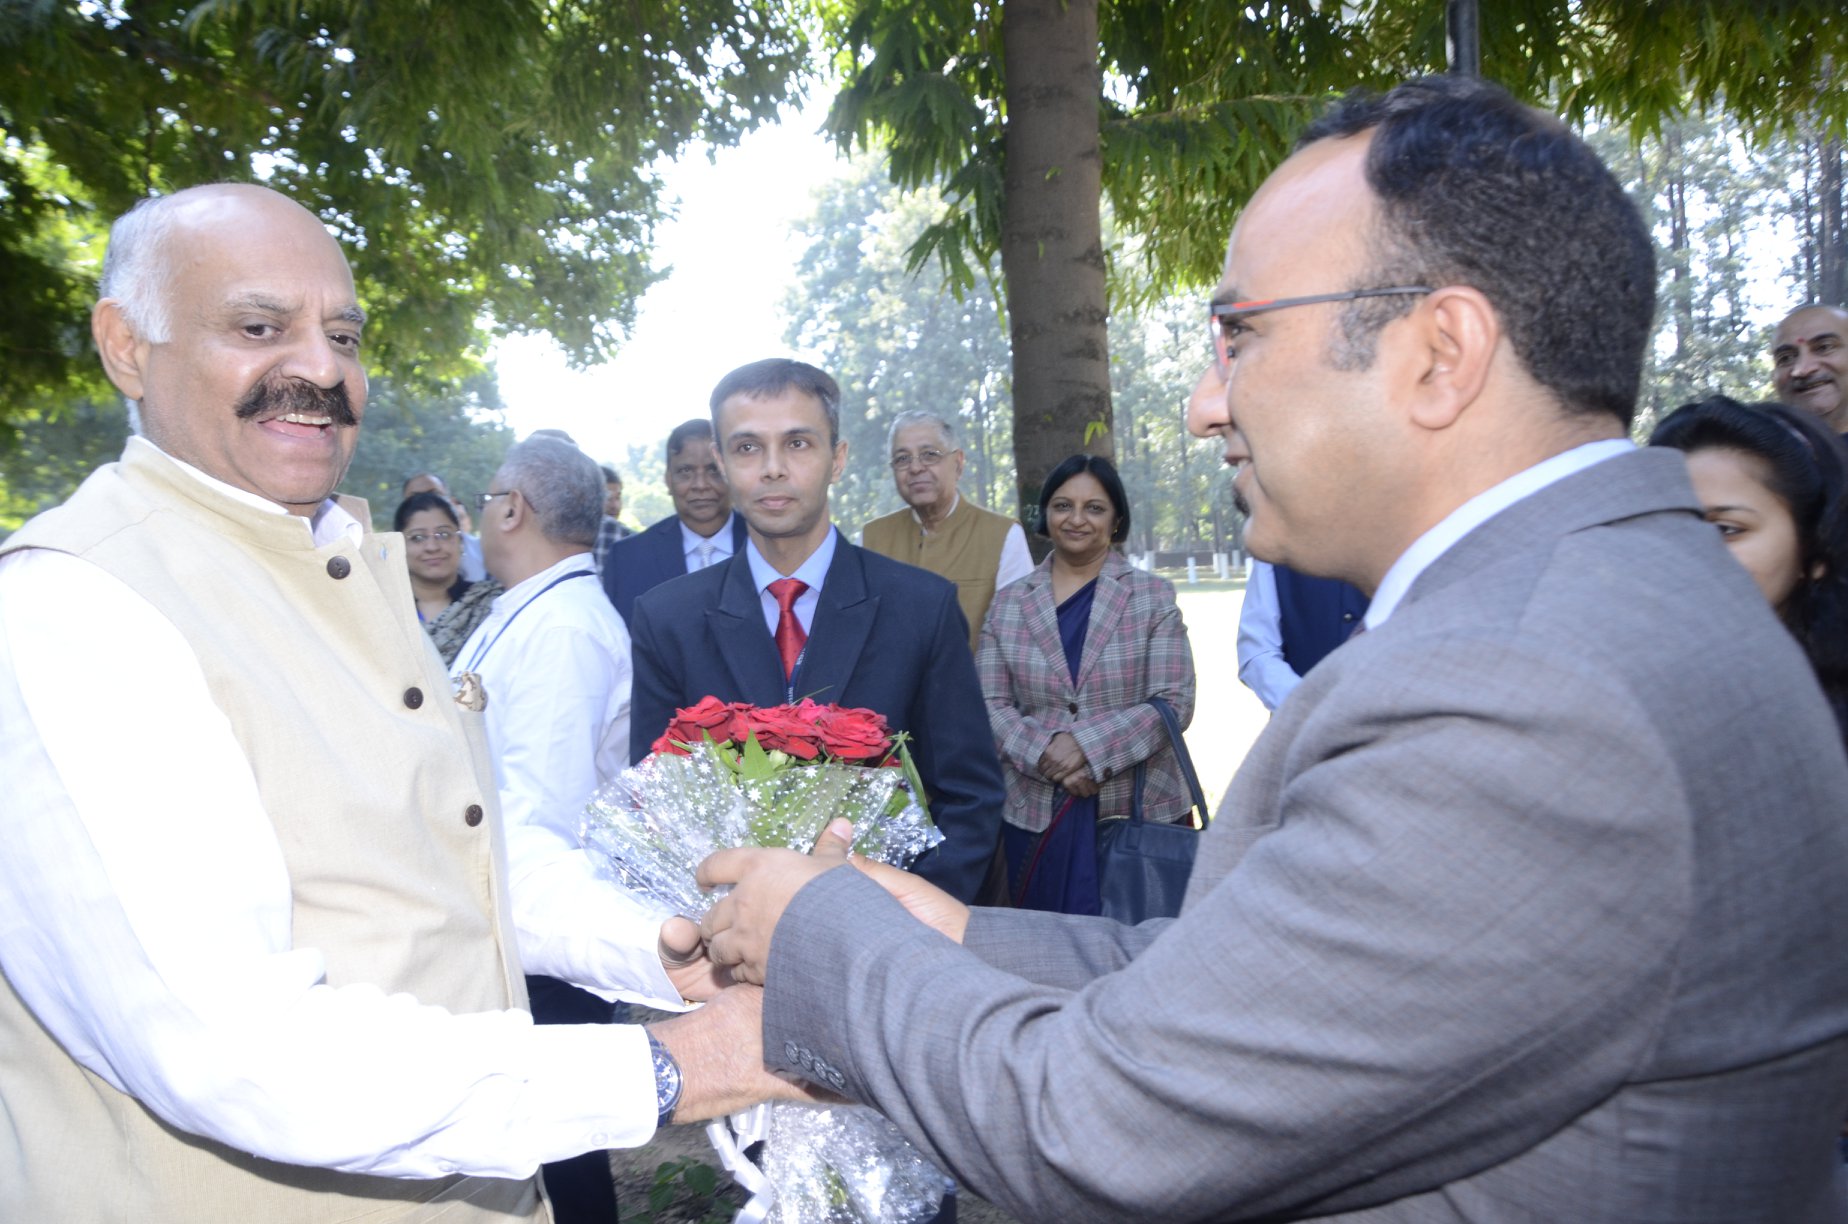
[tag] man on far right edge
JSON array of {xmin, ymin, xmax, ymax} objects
[
  {"xmin": 662, "ymin": 75, "xmax": 1848, "ymax": 1224},
  {"xmin": 1772, "ymin": 303, "xmax": 1848, "ymax": 432}
]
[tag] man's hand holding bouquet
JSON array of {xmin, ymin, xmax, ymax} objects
[{"xmin": 583, "ymin": 697, "xmax": 951, "ymax": 1224}]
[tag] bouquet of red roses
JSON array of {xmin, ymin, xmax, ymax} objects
[
  {"xmin": 583, "ymin": 697, "xmax": 940, "ymax": 920},
  {"xmin": 582, "ymin": 698, "xmax": 947, "ymax": 1224}
]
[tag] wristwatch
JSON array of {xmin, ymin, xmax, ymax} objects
[{"xmin": 646, "ymin": 1032, "xmax": 683, "ymax": 1127}]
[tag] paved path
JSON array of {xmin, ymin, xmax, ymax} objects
[{"xmin": 1173, "ymin": 585, "xmax": 1271, "ymax": 816}]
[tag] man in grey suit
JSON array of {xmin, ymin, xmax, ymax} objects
[{"xmin": 644, "ymin": 76, "xmax": 1848, "ymax": 1221}]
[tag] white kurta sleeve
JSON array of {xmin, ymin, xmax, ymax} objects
[{"xmin": 0, "ymin": 549, "xmax": 661, "ymax": 1178}]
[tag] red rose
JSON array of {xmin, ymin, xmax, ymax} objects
[
  {"xmin": 815, "ymin": 705, "xmax": 893, "ymax": 762},
  {"xmin": 743, "ymin": 704, "xmax": 824, "ymax": 760},
  {"xmin": 651, "ymin": 695, "xmax": 750, "ymax": 757}
]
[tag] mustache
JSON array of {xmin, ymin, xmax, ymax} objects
[
  {"xmin": 234, "ymin": 376, "xmax": 358, "ymax": 426},
  {"xmin": 1790, "ymin": 373, "xmax": 1835, "ymax": 393},
  {"xmin": 1232, "ymin": 489, "xmax": 1251, "ymax": 517}
]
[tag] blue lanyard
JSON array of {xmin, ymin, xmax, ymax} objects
[
  {"xmin": 461, "ymin": 569, "xmax": 595, "ymax": 674},
  {"xmin": 786, "ymin": 642, "xmax": 807, "ymax": 705}
]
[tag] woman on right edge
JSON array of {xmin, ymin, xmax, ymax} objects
[
  {"xmin": 1649, "ymin": 395, "xmax": 1848, "ymax": 743},
  {"xmin": 976, "ymin": 454, "xmax": 1197, "ymax": 915}
]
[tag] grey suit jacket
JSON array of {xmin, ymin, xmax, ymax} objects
[{"xmin": 762, "ymin": 449, "xmax": 1848, "ymax": 1223}]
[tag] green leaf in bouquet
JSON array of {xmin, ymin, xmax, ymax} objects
[
  {"xmin": 696, "ymin": 732, "xmax": 742, "ymax": 777},
  {"xmin": 737, "ymin": 730, "xmax": 780, "ymax": 786},
  {"xmin": 893, "ymin": 731, "xmax": 933, "ymax": 826}
]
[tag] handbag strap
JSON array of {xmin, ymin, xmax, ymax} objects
[{"xmin": 1144, "ymin": 696, "xmax": 1209, "ymax": 824}]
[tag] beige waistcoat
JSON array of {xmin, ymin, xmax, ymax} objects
[
  {"xmin": 0, "ymin": 438, "xmax": 543, "ymax": 1223},
  {"xmin": 862, "ymin": 496, "xmax": 1016, "ymax": 652}
]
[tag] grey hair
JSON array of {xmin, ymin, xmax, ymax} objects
[
  {"xmin": 886, "ymin": 410, "xmax": 958, "ymax": 454},
  {"xmin": 98, "ymin": 193, "xmax": 184, "ymax": 344},
  {"xmin": 498, "ymin": 436, "xmax": 605, "ymax": 548}
]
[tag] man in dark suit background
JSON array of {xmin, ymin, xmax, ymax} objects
[
  {"xmin": 601, "ymin": 419, "xmax": 748, "ymax": 624},
  {"xmin": 627, "ymin": 360, "xmax": 1005, "ymax": 903},
  {"xmin": 650, "ymin": 78, "xmax": 1848, "ymax": 1222}
]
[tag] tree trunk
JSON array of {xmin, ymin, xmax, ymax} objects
[
  {"xmin": 1664, "ymin": 126, "xmax": 1692, "ymax": 360},
  {"xmin": 1000, "ymin": 0, "xmax": 1111, "ymax": 540},
  {"xmin": 1820, "ymin": 134, "xmax": 1846, "ymax": 307}
]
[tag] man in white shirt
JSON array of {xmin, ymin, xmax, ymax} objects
[
  {"xmin": 0, "ymin": 183, "xmax": 768, "ymax": 1222},
  {"xmin": 860, "ymin": 409, "xmax": 1033, "ymax": 653},
  {"xmin": 1235, "ymin": 559, "xmax": 1369, "ymax": 710},
  {"xmin": 456, "ymin": 433, "xmax": 636, "ymax": 1222},
  {"xmin": 600, "ymin": 418, "xmax": 748, "ymax": 624}
]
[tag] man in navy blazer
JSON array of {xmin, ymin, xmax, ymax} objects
[
  {"xmin": 601, "ymin": 418, "xmax": 749, "ymax": 624},
  {"xmin": 628, "ymin": 360, "xmax": 1004, "ymax": 902}
]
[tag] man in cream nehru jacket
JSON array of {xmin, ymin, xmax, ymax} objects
[{"xmin": 0, "ymin": 183, "xmax": 782, "ymax": 1222}]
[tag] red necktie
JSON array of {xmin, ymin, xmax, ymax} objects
[{"xmin": 768, "ymin": 577, "xmax": 808, "ymax": 680}]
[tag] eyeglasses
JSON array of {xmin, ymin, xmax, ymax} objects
[
  {"xmin": 476, "ymin": 490, "xmax": 514, "ymax": 511},
  {"xmin": 1209, "ymin": 286, "xmax": 1432, "ymax": 377},
  {"xmin": 890, "ymin": 448, "xmax": 950, "ymax": 471},
  {"xmin": 405, "ymin": 530, "xmax": 458, "ymax": 547}
]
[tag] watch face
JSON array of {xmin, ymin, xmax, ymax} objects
[{"xmin": 649, "ymin": 1034, "xmax": 683, "ymax": 1124}]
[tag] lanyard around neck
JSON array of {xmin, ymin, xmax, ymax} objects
[{"xmin": 461, "ymin": 569, "xmax": 594, "ymax": 674}]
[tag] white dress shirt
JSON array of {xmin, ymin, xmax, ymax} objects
[
  {"xmin": 0, "ymin": 458, "xmax": 670, "ymax": 1182},
  {"xmin": 994, "ymin": 521, "xmax": 1034, "ymax": 590},
  {"xmin": 452, "ymin": 554, "xmax": 676, "ymax": 1002},
  {"xmin": 680, "ymin": 515, "xmax": 738, "ymax": 571},
  {"xmin": 1365, "ymin": 439, "xmax": 1635, "ymax": 629},
  {"xmin": 459, "ymin": 530, "xmax": 488, "ymax": 582},
  {"xmin": 1235, "ymin": 560, "xmax": 1301, "ymax": 711}
]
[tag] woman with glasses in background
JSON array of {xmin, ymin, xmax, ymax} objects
[{"xmin": 393, "ymin": 491, "xmax": 504, "ymax": 665}]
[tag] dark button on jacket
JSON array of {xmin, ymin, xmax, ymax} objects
[
  {"xmin": 326, "ymin": 556, "xmax": 352, "ymax": 580},
  {"xmin": 403, "ymin": 687, "xmax": 424, "ymax": 709},
  {"xmin": 464, "ymin": 804, "xmax": 484, "ymax": 827}
]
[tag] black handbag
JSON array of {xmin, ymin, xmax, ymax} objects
[{"xmin": 1095, "ymin": 696, "xmax": 1209, "ymax": 923}]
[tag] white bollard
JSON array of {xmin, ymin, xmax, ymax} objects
[{"xmin": 1186, "ymin": 557, "xmax": 1198, "ymax": 585}]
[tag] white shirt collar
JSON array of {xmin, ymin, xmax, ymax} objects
[
  {"xmin": 745, "ymin": 525, "xmax": 837, "ymax": 596},
  {"xmin": 910, "ymin": 493, "xmax": 961, "ymax": 534},
  {"xmin": 679, "ymin": 515, "xmax": 737, "ymax": 563},
  {"xmin": 491, "ymin": 552, "xmax": 598, "ymax": 609},
  {"xmin": 1365, "ymin": 438, "xmax": 1634, "ymax": 630},
  {"xmin": 148, "ymin": 440, "xmax": 363, "ymax": 549}
]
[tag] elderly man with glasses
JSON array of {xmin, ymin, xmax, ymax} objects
[{"xmin": 861, "ymin": 410, "xmax": 1033, "ymax": 653}]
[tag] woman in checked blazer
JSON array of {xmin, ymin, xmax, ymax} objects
[{"xmin": 976, "ymin": 455, "xmax": 1197, "ymax": 914}]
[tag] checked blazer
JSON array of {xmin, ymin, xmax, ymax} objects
[{"xmin": 976, "ymin": 550, "xmax": 1196, "ymax": 833}]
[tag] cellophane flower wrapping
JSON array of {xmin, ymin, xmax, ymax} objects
[{"xmin": 581, "ymin": 698, "xmax": 948, "ymax": 1224}]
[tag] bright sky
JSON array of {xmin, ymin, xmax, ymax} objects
[{"xmin": 489, "ymin": 102, "xmax": 843, "ymax": 469}]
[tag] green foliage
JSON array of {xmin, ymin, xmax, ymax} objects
[
  {"xmin": 781, "ymin": 153, "xmax": 1015, "ymax": 534},
  {"xmin": 0, "ymin": 398, "xmax": 132, "ymax": 538},
  {"xmin": 0, "ymin": 374, "xmax": 513, "ymax": 537},
  {"xmin": 1590, "ymin": 114, "xmax": 1805, "ymax": 436},
  {"xmin": 1109, "ymin": 293, "xmax": 1241, "ymax": 554},
  {"xmin": 628, "ymin": 1156, "xmax": 734, "ymax": 1224},
  {"xmin": 816, "ymin": 0, "xmax": 1848, "ymax": 307},
  {"xmin": 341, "ymin": 372, "xmax": 516, "ymax": 530},
  {"xmin": 0, "ymin": 0, "xmax": 808, "ymax": 431}
]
